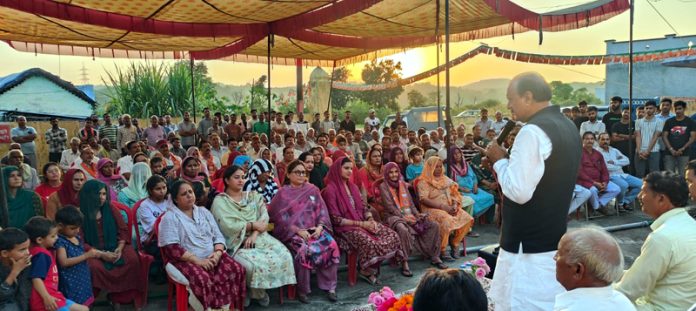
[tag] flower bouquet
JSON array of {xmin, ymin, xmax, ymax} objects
[
  {"xmin": 460, "ymin": 256, "xmax": 491, "ymax": 280},
  {"xmin": 367, "ymin": 286, "xmax": 414, "ymax": 311}
]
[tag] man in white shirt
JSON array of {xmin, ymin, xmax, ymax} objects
[
  {"xmin": 117, "ymin": 140, "xmax": 141, "ymax": 180},
  {"xmin": 553, "ymin": 227, "xmax": 635, "ymax": 311},
  {"xmin": 579, "ymin": 106, "xmax": 606, "ymax": 137},
  {"xmin": 491, "ymin": 111, "xmax": 507, "ymax": 134},
  {"xmin": 71, "ymin": 146, "xmax": 99, "ymax": 180},
  {"xmin": 634, "ymin": 100, "xmax": 663, "ymax": 177},
  {"xmin": 272, "ymin": 112, "xmax": 288, "ymax": 136},
  {"xmin": 60, "ymin": 137, "xmax": 82, "ymax": 170},
  {"xmin": 275, "ymin": 134, "xmax": 301, "ymax": 161},
  {"xmin": 364, "ymin": 109, "xmax": 380, "ymax": 132},
  {"xmin": 596, "ymin": 133, "xmax": 641, "ymax": 211},
  {"xmin": 320, "ymin": 111, "xmax": 334, "ymax": 134},
  {"xmin": 486, "ymin": 72, "xmax": 582, "ymax": 311},
  {"xmin": 616, "ymin": 171, "xmax": 696, "ymax": 310},
  {"xmin": 430, "ymin": 131, "xmax": 444, "ymax": 150}
]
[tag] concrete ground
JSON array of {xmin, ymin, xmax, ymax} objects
[{"xmin": 95, "ymin": 209, "xmax": 655, "ymax": 311}]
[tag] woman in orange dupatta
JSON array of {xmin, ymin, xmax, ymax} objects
[{"xmin": 416, "ymin": 156, "xmax": 473, "ymax": 262}]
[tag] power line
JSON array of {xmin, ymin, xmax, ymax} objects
[{"xmin": 645, "ymin": 0, "xmax": 680, "ymax": 35}]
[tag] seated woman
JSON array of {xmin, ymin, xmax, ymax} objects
[
  {"xmin": 46, "ymin": 169, "xmax": 86, "ymax": 220},
  {"xmin": 232, "ymin": 155, "xmax": 251, "ymax": 173},
  {"xmin": 322, "ymin": 156, "xmax": 407, "ymax": 285},
  {"xmin": 117, "ymin": 163, "xmax": 152, "ymax": 208},
  {"xmin": 308, "ymin": 147, "xmax": 329, "ymax": 189},
  {"xmin": 96, "ymin": 158, "xmax": 128, "ymax": 201},
  {"xmin": 186, "ymin": 147, "xmax": 209, "ymax": 176},
  {"xmin": 417, "ymin": 157, "xmax": 474, "ymax": 261},
  {"xmin": 389, "ymin": 147, "xmax": 408, "ymax": 177},
  {"xmin": 379, "ymin": 162, "xmax": 446, "ymax": 270},
  {"xmin": 275, "ymin": 147, "xmax": 295, "ymax": 183},
  {"xmin": 3, "ymin": 166, "xmax": 43, "ymax": 228},
  {"xmin": 212, "ymin": 165, "xmax": 295, "ymax": 307},
  {"xmin": 448, "ymin": 147, "xmax": 494, "ymax": 218},
  {"xmin": 136, "ymin": 175, "xmax": 168, "ymax": 263},
  {"xmin": 34, "ymin": 162, "xmax": 62, "ymax": 205},
  {"xmin": 356, "ymin": 147, "xmax": 385, "ymax": 220},
  {"xmin": 179, "ymin": 156, "xmax": 210, "ymax": 187},
  {"xmin": 243, "ymin": 159, "xmax": 279, "ymax": 204},
  {"xmin": 257, "ymin": 147, "xmax": 273, "ymax": 164},
  {"xmin": 269, "ymin": 160, "xmax": 340, "ymax": 304},
  {"xmin": 6, "ymin": 150, "xmax": 39, "ymax": 190},
  {"xmin": 158, "ymin": 180, "xmax": 246, "ymax": 311},
  {"xmin": 78, "ymin": 180, "xmax": 147, "ymax": 310}
]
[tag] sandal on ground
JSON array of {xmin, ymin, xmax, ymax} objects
[
  {"xmin": 441, "ymin": 253, "xmax": 455, "ymax": 262},
  {"xmin": 467, "ymin": 231, "xmax": 480, "ymax": 238},
  {"xmin": 358, "ymin": 272, "xmax": 379, "ymax": 285},
  {"xmin": 401, "ymin": 269, "xmax": 413, "ymax": 277},
  {"xmin": 431, "ymin": 261, "xmax": 448, "ymax": 269},
  {"xmin": 327, "ymin": 291, "xmax": 338, "ymax": 302},
  {"xmin": 450, "ymin": 248, "xmax": 461, "ymax": 259},
  {"xmin": 258, "ymin": 292, "xmax": 270, "ymax": 307},
  {"xmin": 297, "ymin": 293, "xmax": 310, "ymax": 304}
]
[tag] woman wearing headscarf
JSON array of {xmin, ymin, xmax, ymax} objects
[
  {"xmin": 159, "ymin": 180, "xmax": 246, "ymax": 310},
  {"xmin": 268, "ymin": 160, "xmax": 340, "ymax": 303},
  {"xmin": 212, "ymin": 165, "xmax": 295, "ymax": 307},
  {"xmin": 416, "ymin": 156, "xmax": 473, "ymax": 261},
  {"xmin": 79, "ymin": 180, "xmax": 146, "ymax": 309},
  {"xmin": 186, "ymin": 147, "xmax": 209, "ymax": 176},
  {"xmin": 275, "ymin": 147, "xmax": 295, "ymax": 184},
  {"xmin": 356, "ymin": 147, "xmax": 385, "ymax": 220},
  {"xmin": 2, "ymin": 166, "xmax": 43, "ymax": 228},
  {"xmin": 34, "ymin": 162, "xmax": 62, "ymax": 205},
  {"xmin": 232, "ymin": 155, "xmax": 251, "ymax": 173},
  {"xmin": 308, "ymin": 147, "xmax": 329, "ymax": 189},
  {"xmin": 389, "ymin": 147, "xmax": 408, "ymax": 177},
  {"xmin": 117, "ymin": 162, "xmax": 152, "ymax": 208},
  {"xmin": 379, "ymin": 162, "xmax": 446, "ymax": 270},
  {"xmin": 447, "ymin": 147, "xmax": 494, "ymax": 218},
  {"xmin": 46, "ymin": 169, "xmax": 86, "ymax": 220},
  {"xmin": 243, "ymin": 159, "xmax": 279, "ymax": 204},
  {"xmin": 96, "ymin": 158, "xmax": 128, "ymax": 201},
  {"xmin": 179, "ymin": 156, "xmax": 209, "ymax": 187},
  {"xmin": 321, "ymin": 156, "xmax": 407, "ymax": 285}
]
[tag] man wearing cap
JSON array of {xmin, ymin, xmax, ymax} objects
[
  {"xmin": 45, "ymin": 117, "xmax": 68, "ymax": 163},
  {"xmin": 364, "ymin": 109, "xmax": 381, "ymax": 133}
]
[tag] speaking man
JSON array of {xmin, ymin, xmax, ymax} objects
[{"xmin": 486, "ymin": 72, "xmax": 582, "ymax": 310}]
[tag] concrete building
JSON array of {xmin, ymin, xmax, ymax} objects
[{"xmin": 604, "ymin": 34, "xmax": 696, "ymax": 104}]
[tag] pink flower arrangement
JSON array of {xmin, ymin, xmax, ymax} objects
[
  {"xmin": 368, "ymin": 286, "xmax": 396, "ymax": 308},
  {"xmin": 465, "ymin": 257, "xmax": 491, "ymax": 280},
  {"xmin": 368, "ymin": 287, "xmax": 413, "ymax": 311}
]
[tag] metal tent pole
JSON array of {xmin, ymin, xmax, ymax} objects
[
  {"xmin": 296, "ymin": 58, "xmax": 303, "ymax": 114},
  {"xmin": 445, "ymin": 0, "xmax": 451, "ymax": 130},
  {"xmin": 435, "ymin": 0, "xmax": 441, "ymax": 128},
  {"xmin": 628, "ymin": 0, "xmax": 634, "ymax": 158},
  {"xmin": 190, "ymin": 58, "xmax": 196, "ymax": 124},
  {"xmin": 267, "ymin": 34, "xmax": 274, "ymax": 139}
]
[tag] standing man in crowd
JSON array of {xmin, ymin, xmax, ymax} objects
[
  {"xmin": 164, "ymin": 114, "xmax": 177, "ymax": 133},
  {"xmin": 579, "ymin": 106, "xmax": 606, "ymax": 137},
  {"xmin": 661, "ymin": 100, "xmax": 696, "ymax": 174},
  {"xmin": 602, "ymin": 96, "xmax": 624, "ymax": 135},
  {"xmin": 390, "ymin": 111, "xmax": 407, "ymax": 130},
  {"xmin": 573, "ymin": 100, "xmax": 589, "ymax": 130},
  {"xmin": 252, "ymin": 112, "xmax": 270, "ymax": 135},
  {"xmin": 78, "ymin": 117, "xmax": 98, "ymax": 142},
  {"xmin": 364, "ymin": 109, "xmax": 380, "ymax": 132},
  {"xmin": 177, "ymin": 111, "xmax": 197, "ymax": 150},
  {"xmin": 320, "ymin": 110, "xmax": 334, "ymax": 134},
  {"xmin": 486, "ymin": 72, "xmax": 582, "ymax": 310},
  {"xmin": 634, "ymin": 100, "xmax": 663, "ymax": 177},
  {"xmin": 247, "ymin": 109, "xmax": 259, "ymax": 130},
  {"xmin": 10, "ymin": 115, "xmax": 37, "ymax": 168},
  {"xmin": 616, "ymin": 171, "xmax": 696, "ymax": 309},
  {"xmin": 143, "ymin": 115, "xmax": 166, "ymax": 147},
  {"xmin": 44, "ymin": 116, "xmax": 67, "ymax": 164},
  {"xmin": 475, "ymin": 108, "xmax": 492, "ymax": 134},
  {"xmin": 611, "ymin": 108, "xmax": 635, "ymax": 173},
  {"xmin": 224, "ymin": 113, "xmax": 243, "ymax": 142},
  {"xmin": 197, "ymin": 107, "xmax": 213, "ymax": 140},
  {"xmin": 339, "ymin": 110, "xmax": 356, "ymax": 133},
  {"xmin": 117, "ymin": 114, "xmax": 139, "ymax": 152},
  {"xmin": 98, "ymin": 113, "xmax": 118, "ymax": 148}
]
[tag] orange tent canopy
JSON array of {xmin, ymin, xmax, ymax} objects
[{"xmin": 0, "ymin": 0, "xmax": 629, "ymax": 65}]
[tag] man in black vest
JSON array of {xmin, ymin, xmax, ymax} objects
[{"xmin": 485, "ymin": 72, "xmax": 582, "ymax": 311}]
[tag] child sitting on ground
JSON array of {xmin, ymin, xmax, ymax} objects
[
  {"xmin": 24, "ymin": 216, "xmax": 89, "ymax": 311},
  {"xmin": 54, "ymin": 207, "xmax": 97, "ymax": 306},
  {"xmin": 0, "ymin": 228, "xmax": 32, "ymax": 311}
]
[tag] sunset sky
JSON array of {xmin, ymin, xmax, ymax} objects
[{"xmin": 0, "ymin": 0, "xmax": 694, "ymax": 87}]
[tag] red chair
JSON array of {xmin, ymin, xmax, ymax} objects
[
  {"xmin": 347, "ymin": 252, "xmax": 358, "ymax": 286},
  {"xmin": 112, "ymin": 201, "xmax": 154, "ymax": 307},
  {"xmin": 150, "ymin": 214, "xmax": 188, "ymax": 311}
]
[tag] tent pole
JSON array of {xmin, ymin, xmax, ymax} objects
[
  {"xmin": 190, "ymin": 58, "xmax": 196, "ymax": 124},
  {"xmin": 327, "ymin": 61, "xmax": 337, "ymax": 113},
  {"xmin": 445, "ymin": 0, "xmax": 451, "ymax": 131},
  {"xmin": 268, "ymin": 34, "xmax": 274, "ymax": 140},
  {"xmin": 628, "ymin": 0, "xmax": 634, "ymax": 158},
  {"xmin": 435, "ymin": 0, "xmax": 441, "ymax": 128},
  {"xmin": 296, "ymin": 58, "xmax": 303, "ymax": 114}
]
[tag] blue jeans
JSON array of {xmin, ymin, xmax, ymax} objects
[
  {"xmin": 610, "ymin": 174, "xmax": 642, "ymax": 205},
  {"xmin": 634, "ymin": 151, "xmax": 660, "ymax": 178}
]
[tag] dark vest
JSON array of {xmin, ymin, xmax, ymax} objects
[{"xmin": 500, "ymin": 105, "xmax": 581, "ymax": 253}]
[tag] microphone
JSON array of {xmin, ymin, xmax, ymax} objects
[{"xmin": 496, "ymin": 121, "xmax": 517, "ymax": 146}]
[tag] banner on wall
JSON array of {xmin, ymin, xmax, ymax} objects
[{"xmin": 0, "ymin": 124, "xmax": 12, "ymax": 144}]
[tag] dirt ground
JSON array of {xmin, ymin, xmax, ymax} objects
[{"xmin": 94, "ymin": 209, "xmax": 657, "ymax": 311}]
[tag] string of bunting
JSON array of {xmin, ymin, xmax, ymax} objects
[{"xmin": 332, "ymin": 45, "xmax": 696, "ymax": 92}]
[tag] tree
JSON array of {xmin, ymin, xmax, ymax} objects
[
  {"xmin": 354, "ymin": 59, "xmax": 404, "ymax": 110},
  {"xmin": 550, "ymin": 81, "xmax": 602, "ymax": 106},
  {"xmin": 407, "ymin": 89, "xmax": 428, "ymax": 108},
  {"xmin": 330, "ymin": 67, "xmax": 353, "ymax": 111},
  {"xmin": 477, "ymin": 99, "xmax": 501, "ymax": 109}
]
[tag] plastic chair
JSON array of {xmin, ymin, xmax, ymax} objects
[
  {"xmin": 150, "ymin": 214, "xmax": 188, "ymax": 311},
  {"xmin": 347, "ymin": 252, "xmax": 358, "ymax": 287}
]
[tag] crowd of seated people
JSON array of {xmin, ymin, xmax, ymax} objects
[{"xmin": 2, "ymin": 98, "xmax": 696, "ymax": 310}]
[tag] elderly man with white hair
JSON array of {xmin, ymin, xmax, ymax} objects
[{"xmin": 553, "ymin": 227, "xmax": 635, "ymax": 310}]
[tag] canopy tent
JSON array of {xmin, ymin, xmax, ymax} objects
[{"xmin": 0, "ymin": 0, "xmax": 629, "ymax": 66}]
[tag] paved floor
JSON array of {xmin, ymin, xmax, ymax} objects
[{"xmin": 95, "ymin": 209, "xmax": 655, "ymax": 311}]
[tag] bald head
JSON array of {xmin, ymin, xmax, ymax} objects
[
  {"xmin": 556, "ymin": 227, "xmax": 624, "ymax": 290},
  {"xmin": 511, "ymin": 72, "xmax": 552, "ymax": 103}
]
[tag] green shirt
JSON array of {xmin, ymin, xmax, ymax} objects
[
  {"xmin": 616, "ymin": 208, "xmax": 696, "ymax": 310},
  {"xmin": 253, "ymin": 121, "xmax": 270, "ymax": 135}
]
